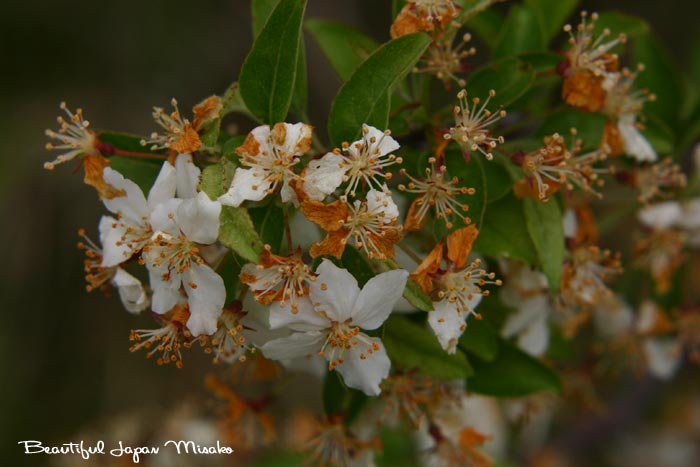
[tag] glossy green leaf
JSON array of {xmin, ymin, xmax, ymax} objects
[
  {"xmin": 594, "ymin": 12, "xmax": 650, "ymax": 39},
  {"xmin": 222, "ymin": 135, "xmax": 246, "ymax": 160},
  {"xmin": 249, "ymin": 203, "xmax": 285, "ymax": 253},
  {"xmin": 518, "ymin": 51, "xmax": 564, "ymax": 73},
  {"xmin": 240, "ymin": 0, "xmax": 307, "ymax": 124},
  {"xmin": 464, "ymin": 8, "xmax": 503, "ymax": 49},
  {"xmin": 218, "ymin": 207, "xmax": 264, "ymax": 264},
  {"xmin": 525, "ymin": 0, "xmax": 579, "ymax": 42},
  {"xmin": 458, "ymin": 0, "xmax": 503, "ymax": 23},
  {"xmin": 538, "ymin": 110, "xmax": 607, "ymax": 150},
  {"xmin": 322, "ymin": 371, "xmax": 368, "ymax": 424},
  {"xmin": 200, "ymin": 159, "xmax": 236, "ymax": 199},
  {"xmin": 99, "ymin": 132, "xmax": 163, "ymax": 194},
  {"xmin": 252, "ymin": 0, "xmax": 279, "ymax": 37},
  {"xmin": 468, "ymin": 341, "xmax": 562, "ymax": 396},
  {"xmin": 218, "ymin": 253, "xmax": 243, "ymax": 303},
  {"xmin": 492, "ymin": 5, "xmax": 545, "ymax": 59},
  {"xmin": 340, "ymin": 246, "xmax": 375, "ymax": 287},
  {"xmin": 632, "ymin": 34, "xmax": 683, "ymax": 132},
  {"xmin": 473, "ymin": 193, "xmax": 538, "ymax": 265},
  {"xmin": 523, "ymin": 197, "xmax": 565, "ymax": 293},
  {"xmin": 466, "ymin": 57, "xmax": 536, "ymax": 108},
  {"xmin": 458, "ymin": 318, "xmax": 500, "ymax": 361},
  {"xmin": 383, "ymin": 316, "xmax": 474, "ymax": 379},
  {"xmin": 328, "ymin": 33, "xmax": 431, "ymax": 146},
  {"xmin": 305, "ymin": 19, "xmax": 378, "ymax": 81}
]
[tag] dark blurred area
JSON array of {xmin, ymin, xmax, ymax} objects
[{"xmin": 1, "ymin": 1, "xmax": 698, "ymax": 466}]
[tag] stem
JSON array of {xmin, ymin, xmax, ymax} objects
[{"xmin": 397, "ymin": 241, "xmax": 423, "ymax": 265}]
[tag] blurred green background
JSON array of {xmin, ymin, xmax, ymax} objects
[{"xmin": 1, "ymin": 0, "xmax": 698, "ymax": 465}]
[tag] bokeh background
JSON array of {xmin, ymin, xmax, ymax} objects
[{"xmin": 2, "ymin": 0, "xmax": 699, "ymax": 465}]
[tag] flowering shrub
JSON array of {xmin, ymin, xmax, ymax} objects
[{"xmin": 42, "ymin": 0, "xmax": 700, "ymax": 465}]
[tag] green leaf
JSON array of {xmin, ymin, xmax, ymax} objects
[
  {"xmin": 222, "ymin": 135, "xmax": 246, "ymax": 160},
  {"xmin": 249, "ymin": 203, "xmax": 285, "ymax": 252},
  {"xmin": 492, "ymin": 5, "xmax": 545, "ymax": 59},
  {"xmin": 383, "ymin": 316, "xmax": 474, "ymax": 379},
  {"xmin": 328, "ymin": 32, "xmax": 431, "ymax": 146},
  {"xmin": 538, "ymin": 110, "xmax": 607, "ymax": 150},
  {"xmin": 305, "ymin": 19, "xmax": 379, "ymax": 81},
  {"xmin": 240, "ymin": 0, "xmax": 307, "ymax": 124},
  {"xmin": 518, "ymin": 51, "xmax": 564, "ymax": 73},
  {"xmin": 218, "ymin": 207, "xmax": 264, "ymax": 264},
  {"xmin": 108, "ymin": 156, "xmax": 161, "ymax": 195},
  {"xmin": 220, "ymin": 82, "xmax": 251, "ymax": 119},
  {"xmin": 458, "ymin": 318, "xmax": 500, "ymax": 361},
  {"xmin": 632, "ymin": 34, "xmax": 683, "ymax": 132},
  {"xmin": 464, "ymin": 8, "xmax": 503, "ymax": 50},
  {"xmin": 594, "ymin": 12, "xmax": 650, "ymax": 39},
  {"xmin": 323, "ymin": 371, "xmax": 346, "ymax": 415},
  {"xmin": 99, "ymin": 131, "xmax": 152, "ymax": 153},
  {"xmin": 340, "ymin": 247, "xmax": 375, "ymax": 287},
  {"xmin": 466, "ymin": 57, "xmax": 536, "ymax": 108},
  {"xmin": 376, "ymin": 428, "xmax": 420, "ymax": 467},
  {"xmin": 378, "ymin": 260, "xmax": 434, "ymax": 312},
  {"xmin": 523, "ymin": 197, "xmax": 565, "ymax": 293},
  {"xmin": 200, "ymin": 159, "xmax": 236, "ymax": 199},
  {"xmin": 252, "ymin": 0, "xmax": 280, "ymax": 38},
  {"xmin": 468, "ymin": 341, "xmax": 561, "ymax": 396},
  {"xmin": 458, "ymin": 0, "xmax": 504, "ymax": 23},
  {"xmin": 525, "ymin": 0, "xmax": 579, "ymax": 43},
  {"xmin": 473, "ymin": 193, "xmax": 538, "ymax": 265},
  {"xmin": 218, "ymin": 253, "xmax": 243, "ymax": 303}
]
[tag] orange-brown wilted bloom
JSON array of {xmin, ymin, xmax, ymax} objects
[
  {"xmin": 303, "ymin": 415, "xmax": 379, "ymax": 467},
  {"xmin": 560, "ymin": 245, "xmax": 622, "ymax": 311},
  {"xmin": 514, "ymin": 131, "xmax": 612, "ymax": 201},
  {"xmin": 414, "ymin": 32, "xmax": 476, "ymax": 88},
  {"xmin": 412, "ymin": 226, "xmax": 501, "ymax": 353},
  {"xmin": 205, "ymin": 375, "xmax": 276, "ymax": 451},
  {"xmin": 399, "ymin": 156, "xmax": 474, "ymax": 231},
  {"xmin": 141, "ymin": 95, "xmax": 222, "ymax": 154},
  {"xmin": 295, "ymin": 180, "xmax": 403, "ymax": 260},
  {"xmin": 444, "ymin": 89, "xmax": 506, "ymax": 160},
  {"xmin": 634, "ymin": 228, "xmax": 687, "ymax": 294},
  {"xmin": 560, "ymin": 11, "xmax": 626, "ymax": 112},
  {"xmin": 44, "ymin": 102, "xmax": 126, "ymax": 199},
  {"xmin": 428, "ymin": 426, "xmax": 493, "ymax": 467},
  {"xmin": 627, "ymin": 158, "xmax": 687, "ymax": 205},
  {"xmin": 198, "ymin": 303, "xmax": 253, "ymax": 364},
  {"xmin": 390, "ymin": 0, "xmax": 460, "ymax": 38},
  {"xmin": 240, "ymin": 246, "xmax": 317, "ymax": 313},
  {"xmin": 129, "ymin": 305, "xmax": 193, "ymax": 368},
  {"xmin": 380, "ymin": 372, "xmax": 436, "ymax": 427}
]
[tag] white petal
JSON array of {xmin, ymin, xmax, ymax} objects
[
  {"xmin": 260, "ymin": 331, "xmax": 327, "ymax": 361},
  {"xmin": 593, "ymin": 295, "xmax": 634, "ymax": 339},
  {"xmin": 562, "ymin": 208, "xmax": 578, "ymax": 240},
  {"xmin": 310, "ymin": 259, "xmax": 361, "ymax": 323},
  {"xmin": 148, "ymin": 198, "xmax": 183, "ymax": 235},
  {"xmin": 644, "ymin": 338, "xmax": 682, "ymax": 380},
  {"xmin": 269, "ymin": 297, "xmax": 330, "ymax": 332},
  {"xmin": 148, "ymin": 266, "xmax": 182, "ymax": 314},
  {"xmin": 184, "ymin": 263, "xmax": 226, "ymax": 336},
  {"xmin": 351, "ymin": 269, "xmax": 408, "ymax": 330},
  {"xmin": 175, "ymin": 153, "xmax": 201, "ymax": 199},
  {"xmin": 428, "ymin": 300, "xmax": 467, "ymax": 354},
  {"xmin": 619, "ymin": 115, "xmax": 657, "ymax": 162},
  {"xmin": 334, "ymin": 335, "xmax": 391, "ymax": 396},
  {"xmin": 280, "ymin": 176, "xmax": 298, "ymax": 204},
  {"xmin": 147, "ymin": 160, "xmax": 177, "ymax": 209},
  {"xmin": 303, "ymin": 152, "xmax": 346, "ymax": 201},
  {"xmin": 218, "ymin": 167, "xmax": 271, "ymax": 207},
  {"xmin": 111, "ymin": 268, "xmax": 149, "ymax": 314},
  {"xmin": 637, "ymin": 202, "xmax": 683, "ymax": 229},
  {"xmin": 517, "ymin": 315, "xmax": 549, "ymax": 356},
  {"xmin": 102, "ymin": 167, "xmax": 149, "ymax": 223},
  {"xmin": 276, "ymin": 122, "xmax": 313, "ymax": 156},
  {"xmin": 679, "ymin": 199, "xmax": 700, "ymax": 231},
  {"xmin": 175, "ymin": 192, "xmax": 221, "ymax": 244},
  {"xmin": 501, "ymin": 296, "xmax": 549, "ymax": 338},
  {"xmin": 354, "ymin": 124, "xmax": 400, "ymax": 158},
  {"xmin": 99, "ymin": 216, "xmax": 137, "ymax": 267},
  {"xmin": 366, "ymin": 189, "xmax": 399, "ymax": 223}
]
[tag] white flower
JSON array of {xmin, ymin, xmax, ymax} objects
[
  {"xmin": 303, "ymin": 124, "xmax": 401, "ymax": 199},
  {"xmin": 636, "ymin": 301, "xmax": 682, "ymax": 380},
  {"xmin": 218, "ymin": 122, "xmax": 313, "ymax": 207},
  {"xmin": 100, "ymin": 154, "xmax": 225, "ymax": 336},
  {"xmin": 499, "ymin": 260, "xmax": 553, "ymax": 357},
  {"xmin": 260, "ymin": 259, "xmax": 408, "ymax": 396}
]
